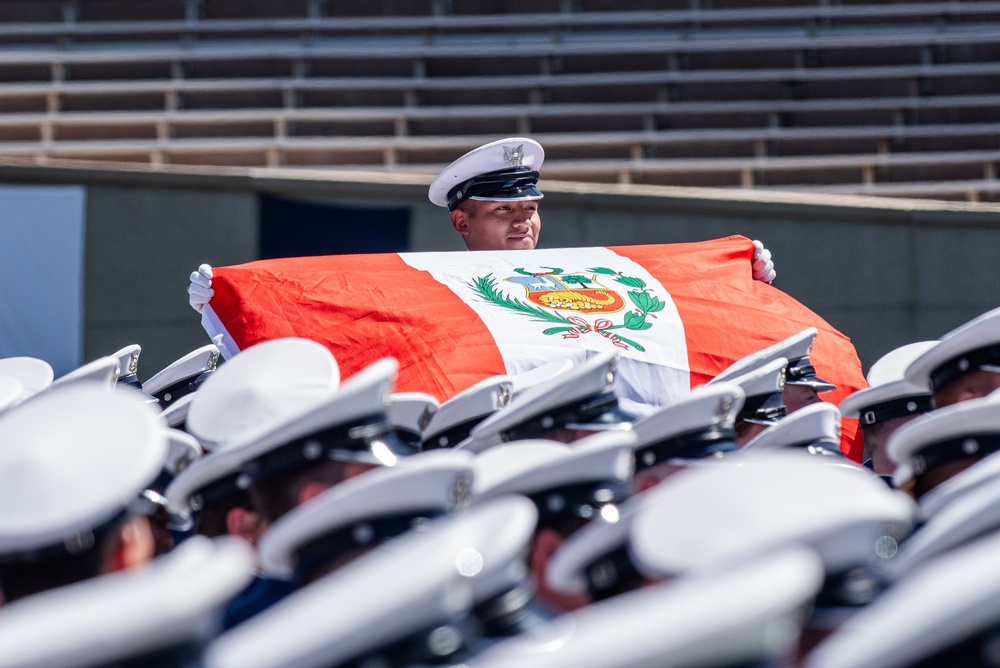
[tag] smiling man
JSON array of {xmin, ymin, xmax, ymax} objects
[{"xmin": 428, "ymin": 137, "xmax": 546, "ymax": 251}]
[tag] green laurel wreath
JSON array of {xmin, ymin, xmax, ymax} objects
[{"xmin": 469, "ymin": 267, "xmax": 667, "ymax": 353}]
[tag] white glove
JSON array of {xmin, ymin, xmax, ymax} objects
[
  {"xmin": 188, "ymin": 263, "xmax": 214, "ymax": 313},
  {"xmin": 751, "ymin": 240, "xmax": 776, "ymax": 284}
]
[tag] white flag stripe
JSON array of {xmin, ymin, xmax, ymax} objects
[{"xmin": 401, "ymin": 248, "xmax": 690, "ymax": 414}]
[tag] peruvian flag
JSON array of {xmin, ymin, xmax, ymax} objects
[{"xmin": 201, "ymin": 236, "xmax": 866, "ymax": 460}]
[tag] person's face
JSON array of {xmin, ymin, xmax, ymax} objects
[
  {"xmin": 735, "ymin": 420, "xmax": 769, "ymax": 447},
  {"xmin": 783, "ymin": 383, "xmax": 822, "ymax": 414},
  {"xmin": 450, "ymin": 199, "xmax": 541, "ymax": 250},
  {"xmin": 932, "ymin": 369, "xmax": 1000, "ymax": 408},
  {"xmin": 862, "ymin": 414, "xmax": 922, "ymax": 476}
]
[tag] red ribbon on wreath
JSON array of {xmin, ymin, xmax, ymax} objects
[{"xmin": 562, "ymin": 316, "xmax": 629, "ymax": 349}]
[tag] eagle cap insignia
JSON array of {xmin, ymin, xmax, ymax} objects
[{"xmin": 503, "ymin": 144, "xmax": 525, "ymax": 167}]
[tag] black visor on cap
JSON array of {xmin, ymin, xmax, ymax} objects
[
  {"xmin": 786, "ymin": 357, "xmax": 836, "ymax": 393},
  {"xmin": 503, "ymin": 392, "xmax": 634, "ymax": 443},
  {"xmin": 189, "ymin": 416, "xmax": 418, "ymax": 513},
  {"xmin": 634, "ymin": 425, "xmax": 738, "ymax": 472},
  {"xmin": 859, "ymin": 394, "xmax": 933, "ymax": 426},
  {"xmin": 739, "ymin": 391, "xmax": 787, "ymax": 425},
  {"xmin": 295, "ymin": 508, "xmax": 448, "ymax": 580},
  {"xmin": 447, "ymin": 167, "xmax": 542, "ymax": 211},
  {"xmin": 929, "ymin": 343, "xmax": 1000, "ymax": 393},
  {"xmin": 910, "ymin": 432, "xmax": 1000, "ymax": 478},
  {"xmin": 152, "ymin": 369, "xmax": 214, "ymax": 409}
]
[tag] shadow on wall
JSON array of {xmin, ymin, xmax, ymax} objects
[{"xmin": 259, "ymin": 193, "xmax": 411, "ymax": 259}]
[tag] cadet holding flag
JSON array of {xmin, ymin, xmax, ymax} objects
[{"xmin": 188, "ymin": 136, "xmax": 777, "ymax": 313}]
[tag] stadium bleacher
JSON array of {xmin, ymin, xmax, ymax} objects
[{"xmin": 1, "ymin": 0, "xmax": 999, "ymax": 200}]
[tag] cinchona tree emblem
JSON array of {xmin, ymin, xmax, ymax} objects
[{"xmin": 470, "ymin": 266, "xmax": 666, "ymax": 352}]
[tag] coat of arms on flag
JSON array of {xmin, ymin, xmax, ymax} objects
[
  {"xmin": 473, "ymin": 266, "xmax": 667, "ymax": 352},
  {"xmin": 200, "ymin": 236, "xmax": 867, "ymax": 460}
]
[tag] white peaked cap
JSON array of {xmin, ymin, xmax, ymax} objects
[
  {"xmin": 185, "ymin": 337, "xmax": 340, "ymax": 452},
  {"xmin": 0, "ymin": 536, "xmax": 254, "ymax": 668},
  {"xmin": 0, "ymin": 356, "xmax": 54, "ymax": 405},
  {"xmin": 887, "ymin": 394, "xmax": 1000, "ymax": 488},
  {"xmin": 142, "ymin": 343, "xmax": 220, "ymax": 404},
  {"xmin": 712, "ymin": 328, "xmax": 814, "ymax": 383},
  {"xmin": 0, "ymin": 377, "xmax": 23, "ymax": 415},
  {"xmin": 461, "ymin": 350, "xmax": 624, "ymax": 454},
  {"xmin": 164, "ymin": 428, "xmax": 203, "ymax": 476},
  {"xmin": 428, "ymin": 137, "xmax": 544, "ymax": 209},
  {"xmin": 50, "ymin": 356, "xmax": 118, "ymax": 391},
  {"xmin": 387, "ymin": 391, "xmax": 439, "ymax": 436},
  {"xmin": 887, "ymin": 468, "xmax": 1000, "ymax": 581},
  {"xmin": 630, "ymin": 452, "xmax": 914, "ymax": 579},
  {"xmin": 0, "ymin": 385, "xmax": 166, "ymax": 556},
  {"xmin": 205, "ymin": 496, "xmax": 536, "ymax": 668},
  {"xmin": 423, "ymin": 375, "xmax": 512, "ymax": 449},
  {"xmin": 741, "ymin": 402, "xmax": 843, "ymax": 453},
  {"xmin": 546, "ymin": 495, "xmax": 644, "ymax": 595},
  {"xmin": 509, "ymin": 359, "xmax": 574, "ymax": 397},
  {"xmin": 807, "ymin": 530, "xmax": 1000, "ymax": 668},
  {"xmin": 473, "ymin": 547, "xmax": 824, "ymax": 668},
  {"xmin": 917, "ymin": 448, "xmax": 1000, "ymax": 520},
  {"xmin": 167, "ymin": 358, "xmax": 399, "ymax": 517},
  {"xmin": 257, "ymin": 449, "xmax": 474, "ymax": 578},
  {"xmin": 840, "ymin": 341, "xmax": 936, "ymax": 421},
  {"xmin": 903, "ymin": 306, "xmax": 1000, "ymax": 393},
  {"xmin": 471, "ymin": 433, "xmax": 634, "ymax": 503},
  {"xmin": 111, "ymin": 344, "xmax": 142, "ymax": 383}
]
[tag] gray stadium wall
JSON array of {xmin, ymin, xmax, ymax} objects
[{"xmin": 1, "ymin": 159, "xmax": 998, "ymax": 379}]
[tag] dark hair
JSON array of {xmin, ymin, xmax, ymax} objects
[
  {"xmin": 535, "ymin": 512, "xmax": 589, "ymax": 541},
  {"xmin": 248, "ymin": 459, "xmax": 356, "ymax": 525},
  {"xmin": 194, "ymin": 490, "xmax": 253, "ymax": 538},
  {"xmin": 0, "ymin": 516, "xmax": 130, "ymax": 603}
]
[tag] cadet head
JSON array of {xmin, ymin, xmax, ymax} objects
[
  {"xmin": 904, "ymin": 307, "xmax": 1000, "ymax": 409},
  {"xmin": 429, "ymin": 137, "xmax": 544, "ymax": 251},
  {"xmin": 0, "ymin": 386, "xmax": 167, "ymax": 602}
]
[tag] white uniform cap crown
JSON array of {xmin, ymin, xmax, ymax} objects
[
  {"xmin": 474, "ymin": 547, "xmax": 824, "ymax": 668},
  {"xmin": 0, "ymin": 377, "xmax": 23, "ymax": 415},
  {"xmin": 0, "ymin": 536, "xmax": 254, "ymax": 668},
  {"xmin": 50, "ymin": 356, "xmax": 118, "ymax": 391},
  {"xmin": 630, "ymin": 452, "xmax": 914, "ymax": 579},
  {"xmin": 712, "ymin": 328, "xmax": 817, "ymax": 383},
  {"xmin": 185, "ymin": 338, "xmax": 340, "ymax": 452},
  {"xmin": 206, "ymin": 496, "xmax": 536, "ymax": 668},
  {"xmin": 0, "ymin": 356, "xmax": 54, "ymax": 405},
  {"xmin": 0, "ymin": 385, "xmax": 167, "ymax": 556},
  {"xmin": 164, "ymin": 428, "xmax": 203, "ymax": 476},
  {"xmin": 111, "ymin": 344, "xmax": 142, "ymax": 379},
  {"xmin": 509, "ymin": 359, "xmax": 574, "ymax": 398},
  {"xmin": 387, "ymin": 392, "xmax": 439, "ymax": 437}
]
